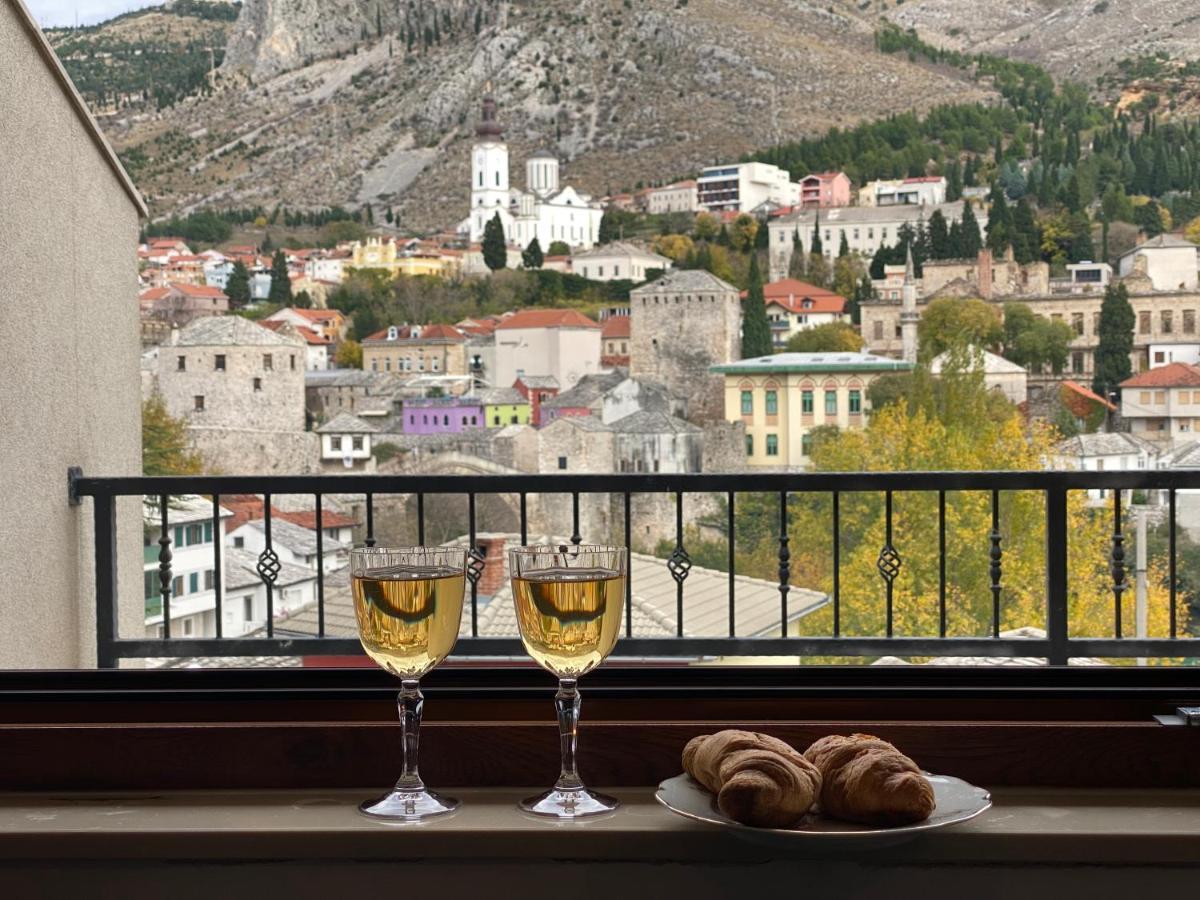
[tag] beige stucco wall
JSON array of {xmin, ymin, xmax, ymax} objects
[
  {"xmin": 495, "ymin": 327, "xmax": 601, "ymax": 392},
  {"xmin": 0, "ymin": 1, "xmax": 144, "ymax": 666}
]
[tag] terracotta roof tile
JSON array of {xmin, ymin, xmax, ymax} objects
[
  {"xmin": 363, "ymin": 323, "xmax": 466, "ymax": 343},
  {"xmin": 495, "ymin": 309, "xmax": 600, "ymax": 330},
  {"xmin": 601, "ymin": 316, "xmax": 631, "ymax": 338},
  {"xmin": 1120, "ymin": 363, "xmax": 1200, "ymax": 389}
]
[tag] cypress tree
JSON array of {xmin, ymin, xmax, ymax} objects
[
  {"xmin": 482, "ymin": 213, "xmax": 508, "ymax": 271},
  {"xmin": 717, "ymin": 224, "xmax": 732, "ymax": 247},
  {"xmin": 1012, "ymin": 198, "xmax": 1039, "ymax": 264},
  {"xmin": 598, "ymin": 211, "xmax": 617, "ymax": 244},
  {"xmin": 986, "ymin": 183, "xmax": 1011, "ymax": 257},
  {"xmin": 788, "ymin": 229, "xmax": 806, "ymax": 279},
  {"xmin": 1093, "ymin": 282, "xmax": 1135, "ymax": 400},
  {"xmin": 225, "ymin": 260, "xmax": 250, "ymax": 308},
  {"xmin": 268, "ymin": 250, "xmax": 292, "ymax": 305},
  {"xmin": 928, "ymin": 209, "xmax": 950, "ymax": 259},
  {"xmin": 741, "ymin": 252, "xmax": 773, "ymax": 359},
  {"xmin": 811, "ymin": 210, "xmax": 823, "ymax": 255},
  {"xmin": 959, "ymin": 204, "xmax": 983, "ymax": 257},
  {"xmin": 521, "ymin": 237, "xmax": 544, "ymax": 269},
  {"xmin": 838, "ymin": 230, "xmax": 850, "ymax": 257}
]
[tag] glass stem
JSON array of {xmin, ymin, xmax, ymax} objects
[
  {"xmin": 395, "ymin": 679, "xmax": 425, "ymax": 792},
  {"xmin": 554, "ymin": 679, "xmax": 584, "ymax": 792}
]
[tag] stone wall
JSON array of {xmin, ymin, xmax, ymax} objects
[
  {"xmin": 701, "ymin": 420, "xmax": 748, "ymax": 473},
  {"xmin": 188, "ymin": 427, "xmax": 320, "ymax": 475}
]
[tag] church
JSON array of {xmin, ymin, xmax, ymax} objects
[{"xmin": 462, "ymin": 89, "xmax": 604, "ymax": 251}]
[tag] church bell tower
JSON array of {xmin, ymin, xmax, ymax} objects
[{"xmin": 470, "ymin": 85, "xmax": 510, "ymax": 242}]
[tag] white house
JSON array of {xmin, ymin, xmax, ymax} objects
[
  {"xmin": 646, "ymin": 180, "xmax": 699, "ymax": 215},
  {"xmin": 303, "ymin": 251, "xmax": 348, "ymax": 284},
  {"xmin": 1052, "ymin": 432, "xmax": 1159, "ymax": 503},
  {"xmin": 571, "ymin": 242, "xmax": 672, "ymax": 282},
  {"xmin": 930, "ymin": 347, "xmax": 1028, "ymax": 406},
  {"xmin": 315, "ymin": 412, "xmax": 378, "ymax": 472},
  {"xmin": 223, "ymin": 547, "xmax": 318, "ymax": 636},
  {"xmin": 697, "ymin": 162, "xmax": 801, "ymax": 214},
  {"xmin": 494, "ymin": 308, "xmax": 602, "ymax": 392},
  {"xmin": 142, "ymin": 496, "xmax": 233, "ymax": 639},
  {"xmin": 860, "ymin": 176, "xmax": 947, "ymax": 208},
  {"xmin": 463, "ymin": 90, "xmax": 603, "ymax": 250},
  {"xmin": 202, "ymin": 253, "xmax": 233, "ymax": 289},
  {"xmin": 250, "ymin": 272, "xmax": 273, "ymax": 300},
  {"xmin": 228, "ymin": 517, "xmax": 349, "ymax": 573},
  {"xmin": 759, "ymin": 279, "xmax": 847, "ymax": 349},
  {"xmin": 1118, "ymin": 234, "xmax": 1199, "ymax": 292},
  {"xmin": 1119, "ymin": 362, "xmax": 1200, "ymax": 444}
]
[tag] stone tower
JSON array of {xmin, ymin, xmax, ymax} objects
[
  {"xmin": 629, "ymin": 270, "xmax": 742, "ymax": 423},
  {"xmin": 900, "ymin": 243, "xmax": 919, "ymax": 365},
  {"xmin": 469, "ymin": 85, "xmax": 510, "ymax": 242}
]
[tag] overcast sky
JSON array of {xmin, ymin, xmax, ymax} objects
[{"xmin": 26, "ymin": 0, "xmax": 165, "ymax": 28}]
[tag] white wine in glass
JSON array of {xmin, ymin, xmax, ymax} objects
[
  {"xmin": 510, "ymin": 545, "xmax": 626, "ymax": 818},
  {"xmin": 351, "ymin": 547, "xmax": 466, "ymax": 821}
]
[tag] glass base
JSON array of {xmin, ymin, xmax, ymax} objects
[
  {"xmin": 520, "ymin": 787, "xmax": 619, "ymax": 819},
  {"xmin": 359, "ymin": 788, "xmax": 459, "ymax": 821}
]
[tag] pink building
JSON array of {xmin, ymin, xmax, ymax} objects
[{"xmin": 799, "ymin": 172, "xmax": 851, "ymax": 209}]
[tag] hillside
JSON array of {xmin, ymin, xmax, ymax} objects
[{"xmin": 76, "ymin": 0, "xmax": 996, "ymax": 230}]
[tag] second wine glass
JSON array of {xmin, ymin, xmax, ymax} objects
[{"xmin": 509, "ymin": 544, "xmax": 626, "ymax": 818}]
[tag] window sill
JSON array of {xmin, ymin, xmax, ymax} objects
[{"xmin": 0, "ymin": 787, "xmax": 1198, "ymax": 866}]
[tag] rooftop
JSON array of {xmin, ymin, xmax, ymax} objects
[
  {"xmin": 1119, "ymin": 233, "xmax": 1198, "ymax": 256},
  {"xmin": 1054, "ymin": 432, "xmax": 1159, "ymax": 458},
  {"xmin": 542, "ymin": 371, "xmax": 626, "ymax": 409},
  {"xmin": 931, "ymin": 347, "xmax": 1027, "ymax": 376},
  {"xmin": 478, "ymin": 386, "xmax": 526, "ymax": 406},
  {"xmin": 235, "ymin": 518, "xmax": 347, "ymax": 558},
  {"xmin": 316, "ymin": 412, "xmax": 378, "ymax": 434},
  {"xmin": 363, "ymin": 324, "xmax": 466, "ymax": 343},
  {"xmin": 173, "ymin": 316, "xmax": 304, "ymax": 348},
  {"xmin": 224, "ymin": 547, "xmax": 315, "ymax": 592},
  {"xmin": 515, "ymin": 374, "xmax": 560, "ymax": 389},
  {"xmin": 601, "ymin": 316, "xmax": 631, "ymax": 338},
  {"xmin": 631, "ymin": 269, "xmax": 738, "ymax": 295},
  {"xmin": 495, "ymin": 309, "xmax": 600, "ymax": 330},
  {"xmin": 610, "ymin": 409, "xmax": 701, "ymax": 435},
  {"xmin": 712, "ymin": 352, "xmax": 914, "ymax": 375},
  {"xmin": 571, "ymin": 241, "xmax": 671, "ymax": 263},
  {"xmin": 774, "ymin": 200, "xmax": 971, "ymax": 226},
  {"xmin": 1119, "ymin": 362, "xmax": 1200, "ymax": 389}
]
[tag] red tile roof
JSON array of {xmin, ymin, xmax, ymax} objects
[
  {"xmin": 277, "ymin": 308, "xmax": 343, "ymax": 323},
  {"xmin": 1061, "ymin": 380, "xmax": 1117, "ymax": 412},
  {"xmin": 363, "ymin": 323, "xmax": 466, "ymax": 343},
  {"xmin": 746, "ymin": 279, "xmax": 847, "ymax": 315},
  {"xmin": 139, "ymin": 287, "xmax": 170, "ymax": 301},
  {"xmin": 171, "ymin": 283, "xmax": 228, "ymax": 299},
  {"xmin": 1120, "ymin": 363, "xmax": 1200, "ymax": 389},
  {"xmin": 903, "ymin": 176, "xmax": 946, "ymax": 184},
  {"xmin": 260, "ymin": 321, "xmax": 332, "ymax": 345},
  {"xmin": 222, "ymin": 495, "xmax": 358, "ymax": 533},
  {"xmin": 495, "ymin": 309, "xmax": 600, "ymax": 330},
  {"xmin": 601, "ymin": 316, "xmax": 631, "ymax": 338}
]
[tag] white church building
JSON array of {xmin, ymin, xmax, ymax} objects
[{"xmin": 462, "ymin": 89, "xmax": 604, "ymax": 251}]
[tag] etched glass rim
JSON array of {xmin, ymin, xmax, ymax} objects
[
  {"xmin": 508, "ymin": 544, "xmax": 627, "ymax": 574},
  {"xmin": 349, "ymin": 546, "xmax": 467, "ymax": 574}
]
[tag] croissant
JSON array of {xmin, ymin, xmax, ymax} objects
[
  {"xmin": 682, "ymin": 730, "xmax": 822, "ymax": 828},
  {"xmin": 803, "ymin": 733, "xmax": 935, "ymax": 826}
]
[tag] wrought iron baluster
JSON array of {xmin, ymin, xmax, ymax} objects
[
  {"xmin": 876, "ymin": 490, "xmax": 901, "ymax": 638},
  {"xmin": 727, "ymin": 491, "xmax": 736, "ymax": 637},
  {"xmin": 571, "ymin": 492, "xmax": 581, "ymax": 546},
  {"xmin": 417, "ymin": 493, "xmax": 425, "ymax": 546},
  {"xmin": 158, "ymin": 494, "xmax": 173, "ymax": 641},
  {"xmin": 93, "ymin": 490, "xmax": 119, "ymax": 669},
  {"xmin": 990, "ymin": 489, "xmax": 1003, "ymax": 638},
  {"xmin": 257, "ymin": 495, "xmax": 280, "ymax": 638},
  {"xmin": 365, "ymin": 492, "xmax": 375, "ymax": 547},
  {"xmin": 624, "ymin": 492, "xmax": 632, "ymax": 639},
  {"xmin": 1111, "ymin": 489, "xmax": 1126, "ymax": 639},
  {"xmin": 315, "ymin": 493, "xmax": 325, "ymax": 638},
  {"xmin": 938, "ymin": 490, "xmax": 946, "ymax": 638},
  {"xmin": 467, "ymin": 493, "xmax": 484, "ymax": 637},
  {"xmin": 520, "ymin": 492, "xmax": 528, "ymax": 547},
  {"xmin": 778, "ymin": 490, "xmax": 790, "ymax": 638},
  {"xmin": 212, "ymin": 493, "xmax": 223, "ymax": 640},
  {"xmin": 832, "ymin": 491, "xmax": 840, "ymax": 638},
  {"xmin": 1045, "ymin": 486, "xmax": 1069, "ymax": 666},
  {"xmin": 667, "ymin": 491, "xmax": 691, "ymax": 637},
  {"xmin": 1170, "ymin": 488, "xmax": 1178, "ymax": 639}
]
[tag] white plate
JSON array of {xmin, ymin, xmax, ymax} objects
[{"xmin": 655, "ymin": 772, "xmax": 991, "ymax": 851}]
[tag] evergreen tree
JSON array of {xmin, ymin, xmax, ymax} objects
[
  {"xmin": 482, "ymin": 212, "xmax": 508, "ymax": 271},
  {"xmin": 928, "ymin": 210, "xmax": 950, "ymax": 259},
  {"xmin": 385, "ymin": 207, "xmax": 394, "ymax": 225},
  {"xmin": 293, "ymin": 290, "xmax": 313, "ymax": 310},
  {"xmin": 521, "ymin": 237, "xmax": 544, "ymax": 269},
  {"xmin": 261, "ymin": 232, "xmax": 274, "ymax": 254},
  {"xmin": 717, "ymin": 224, "xmax": 732, "ymax": 247},
  {"xmin": 268, "ymin": 250, "xmax": 292, "ymax": 305},
  {"xmin": 945, "ymin": 160, "xmax": 963, "ymax": 202},
  {"xmin": 947, "ymin": 219, "xmax": 964, "ymax": 259},
  {"xmin": 788, "ymin": 230, "xmax": 806, "ymax": 280},
  {"xmin": 959, "ymin": 204, "xmax": 983, "ymax": 257},
  {"xmin": 1011, "ymin": 199, "xmax": 1039, "ymax": 265},
  {"xmin": 1092, "ymin": 282, "xmax": 1135, "ymax": 400},
  {"xmin": 986, "ymin": 183, "xmax": 1011, "ymax": 257},
  {"xmin": 365, "ymin": 203, "xmax": 374, "ymax": 225},
  {"xmin": 741, "ymin": 252, "xmax": 773, "ymax": 359},
  {"xmin": 598, "ymin": 211, "xmax": 617, "ymax": 244},
  {"xmin": 811, "ymin": 211, "xmax": 823, "ymax": 255},
  {"xmin": 1068, "ymin": 216, "xmax": 1095, "ymax": 263},
  {"xmin": 838, "ymin": 230, "xmax": 850, "ymax": 257},
  {"xmin": 225, "ymin": 260, "xmax": 251, "ymax": 308}
]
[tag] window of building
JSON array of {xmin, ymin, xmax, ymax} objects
[
  {"xmin": 740, "ymin": 390, "xmax": 753, "ymax": 415},
  {"xmin": 801, "ymin": 433, "xmax": 813, "ymax": 456},
  {"xmin": 1155, "ymin": 391, "xmax": 1167, "ymax": 404},
  {"xmin": 352, "ymin": 437, "xmax": 363, "ymax": 451},
  {"xmin": 1162, "ymin": 311, "xmax": 1174, "ymax": 334},
  {"xmin": 263, "ymin": 354, "xmax": 273, "ymax": 370},
  {"xmin": 745, "ymin": 434, "xmax": 753, "ymax": 456},
  {"xmin": 873, "ymin": 320, "xmax": 883, "ymax": 341},
  {"xmin": 186, "ymin": 524, "xmax": 202, "ymax": 545},
  {"xmin": 471, "ymin": 416, "xmax": 478, "ymax": 425},
  {"xmin": 825, "ymin": 390, "xmax": 837, "ymax": 416},
  {"xmin": 557, "ymin": 456, "xmax": 567, "ymax": 470},
  {"xmin": 1092, "ymin": 312, "xmax": 1100, "ymax": 335},
  {"xmin": 253, "ymin": 377, "xmax": 262, "ymax": 392},
  {"xmin": 849, "ymin": 390, "xmax": 861, "ymax": 414},
  {"xmin": 330, "ymin": 436, "xmax": 342, "ymax": 451},
  {"xmin": 172, "ymin": 575, "xmax": 183, "ymax": 597},
  {"xmin": 1072, "ymin": 352, "xmax": 1085, "ymax": 374},
  {"xmin": 205, "ymin": 570, "xmax": 214, "ymax": 591},
  {"xmin": 443, "ymin": 415, "xmax": 449, "ymax": 426},
  {"xmin": 243, "ymin": 596, "xmax": 253, "ymax": 621},
  {"xmin": 290, "ymin": 355, "xmax": 296, "ymax": 371},
  {"xmin": 461, "ymin": 416, "xmax": 468, "ymax": 426},
  {"xmin": 1140, "ymin": 391, "xmax": 1151, "ymax": 404},
  {"xmin": 801, "ymin": 390, "xmax": 813, "ymax": 414},
  {"xmin": 371, "ymin": 359, "xmax": 378, "ymax": 372},
  {"xmin": 766, "ymin": 434, "xmax": 779, "ymax": 456},
  {"xmin": 1071, "ymin": 313, "xmax": 1084, "ymax": 336},
  {"xmin": 183, "ymin": 618, "xmax": 193, "ymax": 637},
  {"xmin": 177, "ymin": 355, "xmax": 186, "ymax": 371},
  {"xmin": 186, "ymin": 572, "xmax": 198, "ymax": 595},
  {"xmin": 214, "ymin": 354, "xmax": 226, "ymax": 371},
  {"xmin": 193, "ymin": 395, "xmax": 205, "ymax": 412},
  {"xmin": 765, "ymin": 390, "xmax": 778, "ymax": 416},
  {"xmin": 1154, "ymin": 351, "xmax": 1166, "ymax": 365},
  {"xmin": 494, "ymin": 415, "xmax": 501, "ymax": 425},
  {"xmin": 204, "ymin": 522, "xmax": 212, "ymax": 542},
  {"xmin": 1139, "ymin": 311, "xmax": 1151, "ymax": 334},
  {"xmin": 1187, "ymin": 310, "xmax": 1198, "ymax": 334},
  {"xmin": 233, "ymin": 536, "xmax": 245, "ymax": 549}
]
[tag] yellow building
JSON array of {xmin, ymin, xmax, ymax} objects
[
  {"xmin": 480, "ymin": 386, "xmax": 532, "ymax": 427},
  {"xmin": 362, "ymin": 324, "xmax": 470, "ymax": 390},
  {"xmin": 712, "ymin": 352, "xmax": 912, "ymax": 468},
  {"xmin": 348, "ymin": 238, "xmax": 458, "ymax": 278}
]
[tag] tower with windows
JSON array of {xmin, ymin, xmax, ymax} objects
[{"xmin": 469, "ymin": 86, "xmax": 512, "ymax": 242}]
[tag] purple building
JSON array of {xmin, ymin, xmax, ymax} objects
[{"xmin": 402, "ymin": 397, "xmax": 486, "ymax": 435}]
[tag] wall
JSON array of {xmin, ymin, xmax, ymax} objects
[
  {"xmin": 187, "ymin": 427, "xmax": 320, "ymax": 475},
  {"xmin": 0, "ymin": 1, "xmax": 144, "ymax": 666},
  {"xmin": 1120, "ymin": 247, "xmax": 1198, "ymax": 291},
  {"xmin": 495, "ymin": 327, "xmax": 601, "ymax": 392}
]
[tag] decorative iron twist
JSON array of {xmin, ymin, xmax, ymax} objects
[
  {"xmin": 466, "ymin": 547, "xmax": 486, "ymax": 586},
  {"xmin": 989, "ymin": 529, "xmax": 1003, "ymax": 597},
  {"xmin": 877, "ymin": 545, "xmax": 902, "ymax": 583},
  {"xmin": 667, "ymin": 545, "xmax": 692, "ymax": 584},
  {"xmin": 256, "ymin": 547, "xmax": 281, "ymax": 585}
]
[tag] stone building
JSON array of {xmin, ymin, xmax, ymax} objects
[
  {"xmin": 1117, "ymin": 234, "xmax": 1199, "ymax": 292},
  {"xmin": 611, "ymin": 410, "xmax": 703, "ymax": 474},
  {"xmin": 154, "ymin": 316, "xmax": 315, "ymax": 473},
  {"xmin": 305, "ymin": 369, "xmax": 400, "ymax": 419},
  {"xmin": 915, "ymin": 249, "xmax": 1051, "ymax": 301},
  {"xmin": 629, "ymin": 270, "xmax": 742, "ymax": 424},
  {"xmin": 316, "ymin": 412, "xmax": 378, "ymax": 473}
]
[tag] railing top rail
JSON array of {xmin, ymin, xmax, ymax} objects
[{"xmin": 71, "ymin": 469, "xmax": 1200, "ymax": 498}]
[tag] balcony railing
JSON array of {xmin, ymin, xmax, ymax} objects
[{"xmin": 70, "ymin": 470, "xmax": 1200, "ymax": 668}]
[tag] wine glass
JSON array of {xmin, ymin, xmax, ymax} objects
[
  {"xmin": 351, "ymin": 546, "xmax": 467, "ymax": 820},
  {"xmin": 509, "ymin": 544, "xmax": 627, "ymax": 818}
]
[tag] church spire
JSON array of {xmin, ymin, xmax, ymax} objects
[{"xmin": 476, "ymin": 82, "xmax": 503, "ymax": 139}]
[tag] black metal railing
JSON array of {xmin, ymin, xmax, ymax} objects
[{"xmin": 70, "ymin": 470, "xmax": 1200, "ymax": 668}]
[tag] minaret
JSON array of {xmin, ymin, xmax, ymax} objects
[
  {"xmin": 900, "ymin": 243, "xmax": 919, "ymax": 364},
  {"xmin": 469, "ymin": 83, "xmax": 510, "ymax": 242}
]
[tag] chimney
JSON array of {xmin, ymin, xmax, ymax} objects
[
  {"xmin": 474, "ymin": 535, "xmax": 508, "ymax": 597},
  {"xmin": 977, "ymin": 248, "xmax": 993, "ymax": 300}
]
